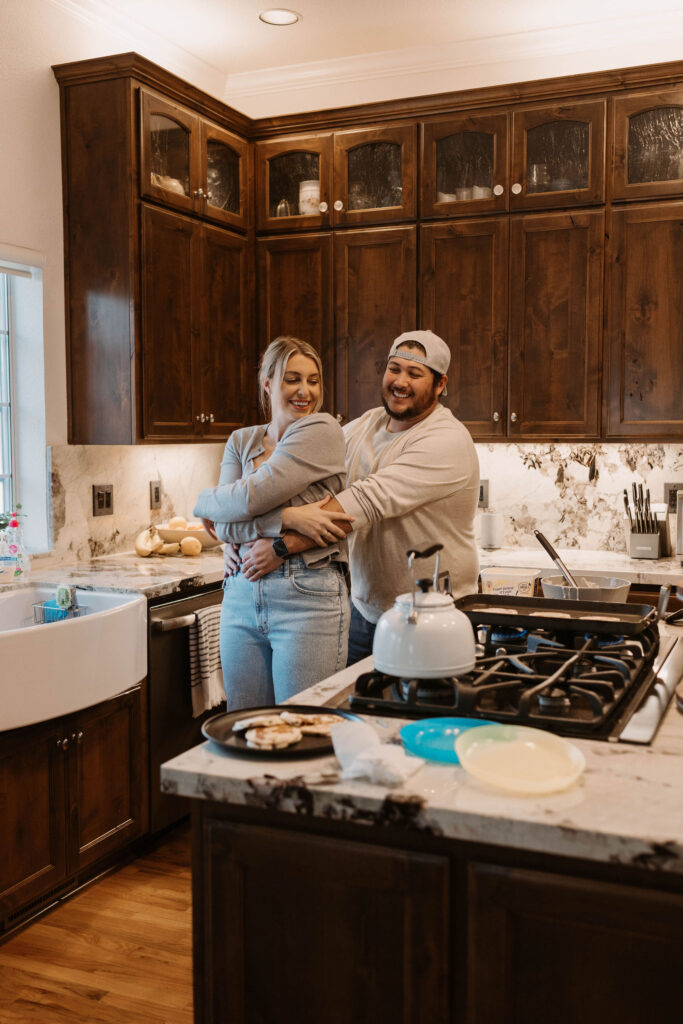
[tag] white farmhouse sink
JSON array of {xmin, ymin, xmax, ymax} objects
[{"xmin": 0, "ymin": 586, "xmax": 146, "ymax": 730}]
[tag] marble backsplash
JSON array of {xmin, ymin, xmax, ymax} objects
[
  {"xmin": 46, "ymin": 443, "xmax": 224, "ymax": 561},
  {"xmin": 476, "ymin": 442, "xmax": 683, "ymax": 553},
  {"xmin": 37, "ymin": 440, "xmax": 683, "ymax": 561}
]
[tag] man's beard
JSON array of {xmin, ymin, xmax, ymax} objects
[{"xmin": 381, "ymin": 381, "xmax": 439, "ymax": 421}]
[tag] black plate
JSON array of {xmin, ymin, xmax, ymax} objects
[
  {"xmin": 455, "ymin": 594, "xmax": 656, "ymax": 636},
  {"xmin": 201, "ymin": 704, "xmax": 361, "ymax": 758}
]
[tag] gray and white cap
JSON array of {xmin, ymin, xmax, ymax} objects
[{"xmin": 387, "ymin": 330, "xmax": 450, "ymax": 395}]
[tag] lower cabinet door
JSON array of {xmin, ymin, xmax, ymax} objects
[
  {"xmin": 68, "ymin": 687, "xmax": 147, "ymax": 872},
  {"xmin": 0, "ymin": 718, "xmax": 68, "ymax": 919},
  {"xmin": 197, "ymin": 819, "xmax": 450, "ymax": 1024},
  {"xmin": 468, "ymin": 862, "xmax": 683, "ymax": 1024}
]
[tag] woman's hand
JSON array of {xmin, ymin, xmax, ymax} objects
[
  {"xmin": 240, "ymin": 539, "xmax": 282, "ymax": 581},
  {"xmin": 201, "ymin": 518, "xmax": 218, "ymax": 540},
  {"xmin": 223, "ymin": 542, "xmax": 241, "ymax": 577},
  {"xmin": 281, "ymin": 499, "xmax": 354, "ymax": 547}
]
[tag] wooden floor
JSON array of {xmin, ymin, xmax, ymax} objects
[{"xmin": 0, "ymin": 825, "xmax": 193, "ymax": 1024}]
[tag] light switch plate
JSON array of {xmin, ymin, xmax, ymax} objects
[
  {"xmin": 92, "ymin": 484, "xmax": 113, "ymax": 516},
  {"xmin": 663, "ymin": 482, "xmax": 683, "ymax": 513},
  {"xmin": 478, "ymin": 480, "xmax": 490, "ymax": 509},
  {"xmin": 150, "ymin": 480, "xmax": 162, "ymax": 510}
]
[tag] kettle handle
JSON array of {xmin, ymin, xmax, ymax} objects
[{"xmin": 406, "ymin": 544, "xmax": 443, "ymax": 560}]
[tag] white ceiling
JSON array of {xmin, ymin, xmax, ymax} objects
[{"xmin": 98, "ymin": 0, "xmax": 683, "ymax": 77}]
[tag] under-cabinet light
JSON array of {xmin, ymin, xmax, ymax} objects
[{"xmin": 259, "ymin": 8, "xmax": 301, "ymax": 25}]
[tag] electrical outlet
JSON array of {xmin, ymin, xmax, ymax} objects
[
  {"xmin": 478, "ymin": 479, "xmax": 490, "ymax": 509},
  {"xmin": 150, "ymin": 479, "xmax": 162, "ymax": 510},
  {"xmin": 92, "ymin": 484, "xmax": 113, "ymax": 516},
  {"xmin": 663, "ymin": 482, "xmax": 683, "ymax": 513}
]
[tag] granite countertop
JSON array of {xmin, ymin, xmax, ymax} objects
[
  {"xmin": 161, "ymin": 623, "xmax": 683, "ymax": 874},
  {"xmin": 478, "ymin": 546, "xmax": 683, "ymax": 586},
  {"xmin": 0, "ymin": 549, "xmax": 226, "ymax": 600}
]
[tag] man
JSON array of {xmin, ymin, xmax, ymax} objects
[{"xmin": 234, "ymin": 329, "xmax": 480, "ymax": 664}]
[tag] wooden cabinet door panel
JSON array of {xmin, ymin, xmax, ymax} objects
[
  {"xmin": 612, "ymin": 88, "xmax": 683, "ymax": 201},
  {"xmin": 421, "ymin": 112, "xmax": 509, "ymax": 219},
  {"xmin": 0, "ymin": 720, "xmax": 68, "ymax": 915},
  {"xmin": 333, "ymin": 124, "xmax": 417, "ymax": 227},
  {"xmin": 510, "ymin": 100, "xmax": 606, "ymax": 210},
  {"xmin": 420, "ymin": 218, "xmax": 508, "ymax": 437},
  {"xmin": 141, "ymin": 205, "xmax": 200, "ymax": 438},
  {"xmin": 334, "ymin": 226, "xmax": 417, "ymax": 423},
  {"xmin": 69, "ymin": 687, "xmax": 146, "ymax": 872},
  {"xmin": 256, "ymin": 233, "xmax": 334, "ymax": 404},
  {"xmin": 197, "ymin": 820, "xmax": 450, "ymax": 1024},
  {"xmin": 606, "ymin": 202, "xmax": 683, "ymax": 438},
  {"xmin": 200, "ymin": 120, "xmax": 250, "ymax": 232},
  {"xmin": 140, "ymin": 88, "xmax": 200, "ymax": 215},
  {"xmin": 255, "ymin": 134, "xmax": 333, "ymax": 233},
  {"xmin": 199, "ymin": 225, "xmax": 251, "ymax": 436},
  {"xmin": 509, "ymin": 210, "xmax": 603, "ymax": 438},
  {"xmin": 468, "ymin": 862, "xmax": 683, "ymax": 1024}
]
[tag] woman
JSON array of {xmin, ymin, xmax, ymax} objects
[{"xmin": 194, "ymin": 336, "xmax": 352, "ymax": 709}]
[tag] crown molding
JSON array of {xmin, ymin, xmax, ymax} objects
[{"xmin": 223, "ymin": 9, "xmax": 683, "ymax": 105}]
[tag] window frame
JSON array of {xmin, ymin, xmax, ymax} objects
[{"xmin": 0, "ymin": 271, "xmax": 16, "ymax": 515}]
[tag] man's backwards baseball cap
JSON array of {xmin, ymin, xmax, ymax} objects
[{"xmin": 388, "ymin": 330, "xmax": 451, "ymax": 376}]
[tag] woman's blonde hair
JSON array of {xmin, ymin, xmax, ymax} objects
[{"xmin": 258, "ymin": 336, "xmax": 324, "ymax": 416}]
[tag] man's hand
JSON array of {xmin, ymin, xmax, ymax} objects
[
  {"xmin": 223, "ymin": 542, "xmax": 241, "ymax": 577},
  {"xmin": 200, "ymin": 518, "xmax": 218, "ymax": 540},
  {"xmin": 281, "ymin": 497, "xmax": 353, "ymax": 547},
  {"xmin": 240, "ymin": 538, "xmax": 282, "ymax": 581}
]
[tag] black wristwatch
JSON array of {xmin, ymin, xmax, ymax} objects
[{"xmin": 272, "ymin": 536, "xmax": 290, "ymax": 559}]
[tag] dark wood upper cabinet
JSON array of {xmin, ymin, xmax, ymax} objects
[
  {"xmin": 255, "ymin": 134, "xmax": 334, "ymax": 232},
  {"xmin": 256, "ymin": 233, "xmax": 335, "ymax": 400},
  {"xmin": 332, "ymin": 124, "xmax": 417, "ymax": 226},
  {"xmin": 606, "ymin": 201, "xmax": 683, "ymax": 439},
  {"xmin": 421, "ymin": 112, "xmax": 509, "ymax": 218},
  {"xmin": 420, "ymin": 217, "xmax": 509, "ymax": 437},
  {"xmin": 612, "ymin": 88, "xmax": 683, "ymax": 201},
  {"xmin": 510, "ymin": 99, "xmax": 606, "ymax": 210},
  {"xmin": 140, "ymin": 88, "xmax": 250, "ymax": 231},
  {"xmin": 334, "ymin": 226, "xmax": 417, "ymax": 423},
  {"xmin": 508, "ymin": 209, "xmax": 603, "ymax": 438}
]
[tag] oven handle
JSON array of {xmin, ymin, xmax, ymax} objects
[{"xmin": 151, "ymin": 613, "xmax": 198, "ymax": 632}]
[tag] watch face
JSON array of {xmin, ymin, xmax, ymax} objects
[{"xmin": 273, "ymin": 537, "xmax": 289, "ymax": 558}]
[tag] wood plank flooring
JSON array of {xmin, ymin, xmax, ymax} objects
[{"xmin": 0, "ymin": 825, "xmax": 193, "ymax": 1024}]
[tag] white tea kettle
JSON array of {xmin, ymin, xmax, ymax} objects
[{"xmin": 372, "ymin": 545, "xmax": 476, "ymax": 679}]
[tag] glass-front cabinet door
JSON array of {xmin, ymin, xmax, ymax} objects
[
  {"xmin": 140, "ymin": 90, "xmax": 200, "ymax": 215},
  {"xmin": 255, "ymin": 135, "xmax": 333, "ymax": 232},
  {"xmin": 332, "ymin": 125, "xmax": 417, "ymax": 226},
  {"xmin": 200, "ymin": 122, "xmax": 249, "ymax": 230},
  {"xmin": 510, "ymin": 100, "xmax": 606, "ymax": 210},
  {"xmin": 612, "ymin": 89, "xmax": 683, "ymax": 201},
  {"xmin": 421, "ymin": 114, "xmax": 509, "ymax": 218}
]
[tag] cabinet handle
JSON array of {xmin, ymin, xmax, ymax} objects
[
  {"xmin": 193, "ymin": 188, "xmax": 203, "ymax": 198},
  {"xmin": 318, "ymin": 201, "xmax": 328, "ymax": 213},
  {"xmin": 205, "ymin": 191, "xmax": 212, "ymax": 203},
  {"xmin": 492, "ymin": 411, "xmax": 500, "ymax": 422},
  {"xmin": 196, "ymin": 413, "xmax": 207, "ymax": 423},
  {"xmin": 333, "ymin": 200, "xmax": 344, "ymax": 212},
  {"xmin": 511, "ymin": 183, "xmax": 522, "ymax": 195},
  {"xmin": 493, "ymin": 184, "xmax": 504, "ymax": 196},
  {"xmin": 510, "ymin": 411, "xmax": 518, "ymax": 423},
  {"xmin": 76, "ymin": 731, "xmax": 83, "ymax": 744},
  {"xmin": 208, "ymin": 413, "xmax": 215, "ymax": 423},
  {"xmin": 335, "ymin": 413, "xmax": 344, "ymax": 423},
  {"xmin": 58, "ymin": 736, "xmax": 70, "ymax": 751}
]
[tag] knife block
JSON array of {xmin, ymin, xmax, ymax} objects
[{"xmin": 629, "ymin": 531, "xmax": 661, "ymax": 559}]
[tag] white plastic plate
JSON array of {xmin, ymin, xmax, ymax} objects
[{"xmin": 455, "ymin": 724, "xmax": 586, "ymax": 795}]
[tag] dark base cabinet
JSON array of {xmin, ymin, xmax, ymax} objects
[
  {"xmin": 192, "ymin": 805, "xmax": 683, "ymax": 1024},
  {"xmin": 0, "ymin": 686, "xmax": 148, "ymax": 935}
]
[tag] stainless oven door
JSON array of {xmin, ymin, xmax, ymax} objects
[{"xmin": 148, "ymin": 585, "xmax": 225, "ymax": 833}]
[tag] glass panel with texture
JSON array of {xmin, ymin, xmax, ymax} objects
[
  {"xmin": 347, "ymin": 142, "xmax": 402, "ymax": 209},
  {"xmin": 526, "ymin": 121, "xmax": 589, "ymax": 193},
  {"xmin": 627, "ymin": 107, "xmax": 683, "ymax": 184},
  {"xmin": 206, "ymin": 140, "xmax": 240, "ymax": 213},
  {"xmin": 436, "ymin": 132, "xmax": 494, "ymax": 202},
  {"xmin": 269, "ymin": 152, "xmax": 321, "ymax": 217},
  {"xmin": 149, "ymin": 115, "xmax": 191, "ymax": 196}
]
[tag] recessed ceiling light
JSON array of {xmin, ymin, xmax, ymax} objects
[{"xmin": 259, "ymin": 9, "xmax": 302, "ymax": 26}]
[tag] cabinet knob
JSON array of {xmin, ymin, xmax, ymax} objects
[
  {"xmin": 193, "ymin": 188, "xmax": 204, "ymax": 199},
  {"xmin": 205, "ymin": 191, "xmax": 212, "ymax": 203},
  {"xmin": 333, "ymin": 200, "xmax": 344, "ymax": 212},
  {"xmin": 511, "ymin": 183, "xmax": 522, "ymax": 195},
  {"xmin": 58, "ymin": 736, "xmax": 70, "ymax": 751},
  {"xmin": 318, "ymin": 201, "xmax": 329, "ymax": 213},
  {"xmin": 336, "ymin": 413, "xmax": 344, "ymax": 423},
  {"xmin": 208, "ymin": 413, "xmax": 215, "ymax": 423},
  {"xmin": 196, "ymin": 413, "xmax": 207, "ymax": 423},
  {"xmin": 76, "ymin": 731, "xmax": 83, "ymax": 744},
  {"xmin": 493, "ymin": 184, "xmax": 504, "ymax": 196},
  {"xmin": 510, "ymin": 411, "xmax": 518, "ymax": 423},
  {"xmin": 492, "ymin": 411, "xmax": 500, "ymax": 422}
]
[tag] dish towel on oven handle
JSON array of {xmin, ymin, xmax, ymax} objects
[{"xmin": 188, "ymin": 605, "xmax": 225, "ymax": 717}]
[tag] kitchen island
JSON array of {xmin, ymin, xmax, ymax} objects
[{"xmin": 162, "ymin": 627, "xmax": 683, "ymax": 1024}]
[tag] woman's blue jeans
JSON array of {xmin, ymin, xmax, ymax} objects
[{"xmin": 219, "ymin": 556, "xmax": 350, "ymax": 709}]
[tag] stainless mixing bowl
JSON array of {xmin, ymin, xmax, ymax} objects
[{"xmin": 540, "ymin": 575, "xmax": 631, "ymax": 603}]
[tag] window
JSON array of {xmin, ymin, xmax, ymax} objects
[{"xmin": 0, "ymin": 272, "xmax": 13, "ymax": 514}]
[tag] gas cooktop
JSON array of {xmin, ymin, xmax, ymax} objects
[{"xmin": 341, "ymin": 596, "xmax": 683, "ymax": 744}]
